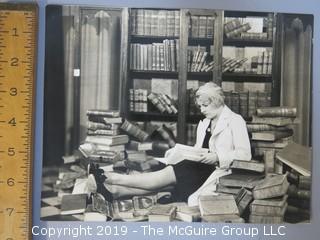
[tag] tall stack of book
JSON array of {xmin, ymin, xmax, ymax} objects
[
  {"xmin": 79, "ymin": 110, "xmax": 128, "ymax": 168},
  {"xmin": 250, "ymin": 173, "xmax": 289, "ymax": 223},
  {"xmin": 249, "ymin": 107, "xmax": 297, "ymax": 174},
  {"xmin": 285, "ymin": 172, "xmax": 311, "ymax": 223}
]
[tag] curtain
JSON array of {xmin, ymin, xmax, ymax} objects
[
  {"xmin": 281, "ymin": 16, "xmax": 313, "ymax": 146},
  {"xmin": 62, "ymin": 7, "xmax": 121, "ymax": 153},
  {"xmin": 79, "ymin": 9, "xmax": 121, "ymax": 141}
]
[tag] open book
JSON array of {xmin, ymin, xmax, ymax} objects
[{"xmin": 154, "ymin": 143, "xmax": 209, "ymax": 165}]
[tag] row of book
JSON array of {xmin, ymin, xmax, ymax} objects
[
  {"xmin": 224, "ymin": 15, "xmax": 273, "ymax": 40},
  {"xmin": 130, "ymin": 9, "xmax": 180, "ymax": 37},
  {"xmin": 189, "ymin": 15, "xmax": 214, "ymax": 38},
  {"xmin": 130, "ymin": 40, "xmax": 178, "ymax": 72}
]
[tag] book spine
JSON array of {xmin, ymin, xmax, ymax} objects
[{"xmin": 120, "ymin": 119, "xmax": 149, "ymax": 142}]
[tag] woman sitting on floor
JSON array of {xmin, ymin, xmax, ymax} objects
[{"xmin": 87, "ymin": 82, "xmax": 251, "ymax": 206}]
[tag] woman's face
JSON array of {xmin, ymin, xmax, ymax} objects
[{"xmin": 197, "ymin": 96, "xmax": 222, "ymax": 119}]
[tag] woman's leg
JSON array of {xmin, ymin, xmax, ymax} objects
[
  {"xmin": 105, "ymin": 165, "xmax": 176, "ymax": 191},
  {"xmin": 105, "ymin": 184, "xmax": 174, "ymax": 199}
]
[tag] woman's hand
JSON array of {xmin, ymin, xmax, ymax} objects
[{"xmin": 198, "ymin": 152, "xmax": 219, "ymax": 165}]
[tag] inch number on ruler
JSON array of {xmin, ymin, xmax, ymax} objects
[{"xmin": 0, "ymin": 4, "xmax": 37, "ymax": 240}]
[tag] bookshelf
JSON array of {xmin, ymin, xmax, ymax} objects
[{"xmin": 120, "ymin": 8, "xmax": 281, "ymax": 144}]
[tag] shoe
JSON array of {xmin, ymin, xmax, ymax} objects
[{"xmin": 87, "ymin": 163, "xmax": 113, "ymax": 202}]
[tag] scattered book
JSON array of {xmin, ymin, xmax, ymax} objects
[
  {"xmin": 176, "ymin": 205, "xmax": 201, "ymax": 222},
  {"xmin": 219, "ymin": 173, "xmax": 264, "ymax": 189},
  {"xmin": 235, "ymin": 188, "xmax": 253, "ymax": 216},
  {"xmin": 201, "ymin": 214, "xmax": 245, "ymax": 223},
  {"xmin": 87, "ymin": 109, "xmax": 120, "ymax": 118},
  {"xmin": 148, "ymin": 204, "xmax": 177, "ymax": 221},
  {"xmin": 253, "ymin": 173, "xmax": 289, "ymax": 199},
  {"xmin": 85, "ymin": 135, "xmax": 129, "ymax": 146},
  {"xmin": 61, "ymin": 194, "xmax": 88, "ymax": 215},
  {"xmin": 231, "ymin": 160, "xmax": 265, "ymax": 173},
  {"xmin": 199, "ymin": 195, "xmax": 239, "ymax": 217}
]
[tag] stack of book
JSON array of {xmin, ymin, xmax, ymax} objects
[
  {"xmin": 130, "ymin": 40, "xmax": 178, "ymax": 72},
  {"xmin": 130, "ymin": 9, "xmax": 180, "ymax": 37},
  {"xmin": 249, "ymin": 173, "xmax": 289, "ymax": 223},
  {"xmin": 79, "ymin": 110, "xmax": 128, "ymax": 167},
  {"xmin": 285, "ymin": 172, "xmax": 311, "ymax": 223},
  {"xmin": 275, "ymin": 142, "xmax": 311, "ymax": 223},
  {"xmin": 249, "ymin": 107, "xmax": 297, "ymax": 174},
  {"xmin": 217, "ymin": 160, "xmax": 264, "ymax": 196}
]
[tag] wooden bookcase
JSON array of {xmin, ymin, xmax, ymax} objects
[{"xmin": 120, "ymin": 8, "xmax": 281, "ymax": 144}]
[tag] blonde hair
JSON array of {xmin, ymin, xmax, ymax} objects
[{"xmin": 195, "ymin": 82, "xmax": 225, "ymax": 107}]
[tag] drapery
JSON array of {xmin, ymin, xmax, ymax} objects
[
  {"xmin": 62, "ymin": 7, "xmax": 121, "ymax": 153},
  {"xmin": 281, "ymin": 16, "xmax": 313, "ymax": 146}
]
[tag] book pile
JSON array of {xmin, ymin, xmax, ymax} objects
[
  {"xmin": 249, "ymin": 107, "xmax": 297, "ymax": 174},
  {"xmin": 130, "ymin": 40, "xmax": 178, "ymax": 72},
  {"xmin": 224, "ymin": 15, "xmax": 273, "ymax": 40},
  {"xmin": 189, "ymin": 15, "xmax": 214, "ymax": 38},
  {"xmin": 130, "ymin": 9, "xmax": 180, "ymax": 37},
  {"xmin": 285, "ymin": 172, "xmax": 311, "ymax": 223},
  {"xmin": 249, "ymin": 173, "xmax": 290, "ymax": 223},
  {"xmin": 79, "ymin": 109, "xmax": 129, "ymax": 168},
  {"xmin": 275, "ymin": 142, "xmax": 311, "ymax": 223}
]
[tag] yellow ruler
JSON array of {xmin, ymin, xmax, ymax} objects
[{"xmin": 0, "ymin": 3, "xmax": 37, "ymax": 240}]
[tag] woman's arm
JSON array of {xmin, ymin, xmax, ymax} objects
[{"xmin": 216, "ymin": 115, "xmax": 251, "ymax": 169}]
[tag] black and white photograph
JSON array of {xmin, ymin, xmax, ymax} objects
[{"xmin": 41, "ymin": 5, "xmax": 313, "ymax": 223}]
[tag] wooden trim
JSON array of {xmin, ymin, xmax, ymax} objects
[
  {"xmin": 119, "ymin": 8, "xmax": 130, "ymax": 116},
  {"xmin": 177, "ymin": 9, "xmax": 189, "ymax": 143},
  {"xmin": 213, "ymin": 10, "xmax": 223, "ymax": 85}
]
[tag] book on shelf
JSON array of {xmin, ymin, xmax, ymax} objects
[
  {"xmin": 176, "ymin": 205, "xmax": 201, "ymax": 222},
  {"xmin": 276, "ymin": 142, "xmax": 312, "ymax": 177},
  {"xmin": 251, "ymin": 129, "xmax": 293, "ymax": 142},
  {"xmin": 199, "ymin": 195, "xmax": 239, "ymax": 217},
  {"xmin": 299, "ymin": 176, "xmax": 311, "ymax": 190},
  {"xmin": 148, "ymin": 204, "xmax": 177, "ymax": 222},
  {"xmin": 250, "ymin": 194, "xmax": 288, "ymax": 215},
  {"xmin": 218, "ymin": 172, "xmax": 264, "ymax": 190},
  {"xmin": 230, "ymin": 159, "xmax": 265, "ymax": 173},
  {"xmin": 253, "ymin": 173, "xmax": 289, "ymax": 199},
  {"xmin": 256, "ymin": 107, "xmax": 297, "ymax": 118},
  {"xmin": 225, "ymin": 23, "xmax": 251, "ymax": 38},
  {"xmin": 60, "ymin": 194, "xmax": 88, "ymax": 215}
]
